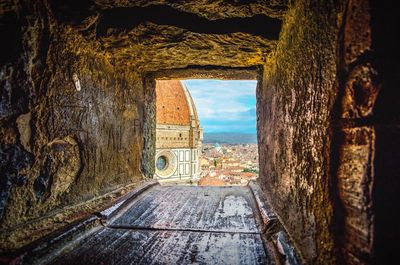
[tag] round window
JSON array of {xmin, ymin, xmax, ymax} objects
[
  {"xmin": 155, "ymin": 150, "xmax": 177, "ymax": 178},
  {"xmin": 156, "ymin": 156, "xmax": 168, "ymax": 171}
]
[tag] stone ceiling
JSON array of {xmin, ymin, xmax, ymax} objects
[
  {"xmin": 94, "ymin": 0, "xmax": 287, "ymax": 20},
  {"xmin": 53, "ymin": 0, "xmax": 287, "ymax": 72}
]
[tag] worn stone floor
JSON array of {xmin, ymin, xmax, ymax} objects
[{"xmin": 43, "ymin": 185, "xmax": 275, "ymax": 265}]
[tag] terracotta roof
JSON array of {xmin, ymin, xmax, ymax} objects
[
  {"xmin": 198, "ymin": 176, "xmax": 225, "ymax": 186},
  {"xmin": 156, "ymin": 80, "xmax": 191, "ymax": 126},
  {"xmin": 238, "ymin": 172, "xmax": 258, "ymax": 178}
]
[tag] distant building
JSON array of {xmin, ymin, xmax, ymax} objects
[
  {"xmin": 213, "ymin": 143, "xmax": 222, "ymax": 152},
  {"xmin": 155, "ymin": 80, "xmax": 203, "ymax": 184}
]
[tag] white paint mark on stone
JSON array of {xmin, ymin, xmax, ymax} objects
[
  {"xmin": 100, "ymin": 200, "xmax": 126, "ymax": 217},
  {"xmin": 72, "ymin": 73, "xmax": 81, "ymax": 91}
]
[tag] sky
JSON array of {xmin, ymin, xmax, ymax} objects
[{"xmin": 183, "ymin": 79, "xmax": 257, "ymax": 134}]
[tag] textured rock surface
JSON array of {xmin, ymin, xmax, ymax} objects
[
  {"xmin": 0, "ymin": 0, "xmax": 144, "ymax": 251},
  {"xmin": 258, "ymin": 0, "xmax": 400, "ymax": 264},
  {"xmin": 335, "ymin": 0, "xmax": 400, "ymax": 264},
  {"xmin": 50, "ymin": 228, "xmax": 270, "ymax": 265},
  {"xmin": 97, "ymin": 24, "xmax": 277, "ymax": 72},
  {"xmin": 49, "ymin": 1, "xmax": 282, "ymax": 72},
  {"xmin": 38, "ymin": 185, "xmax": 274, "ymax": 265},
  {"xmin": 257, "ymin": 1, "xmax": 341, "ymax": 264},
  {"xmin": 94, "ymin": 0, "xmax": 287, "ymax": 20},
  {"xmin": 335, "ymin": 1, "xmax": 377, "ymax": 263},
  {"xmin": 1, "ymin": 0, "xmax": 398, "ymax": 264},
  {"xmin": 110, "ymin": 185, "xmax": 261, "ymax": 232},
  {"xmin": 0, "ymin": 0, "xmax": 282, "ymax": 252}
]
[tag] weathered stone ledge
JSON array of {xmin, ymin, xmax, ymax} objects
[
  {"xmin": 249, "ymin": 180, "xmax": 302, "ymax": 265},
  {"xmin": 0, "ymin": 180, "xmax": 146, "ymax": 252}
]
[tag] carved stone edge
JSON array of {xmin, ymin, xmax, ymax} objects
[
  {"xmin": 97, "ymin": 180, "xmax": 159, "ymax": 223},
  {"xmin": 248, "ymin": 180, "xmax": 302, "ymax": 265},
  {"xmin": 1, "ymin": 216, "xmax": 100, "ymax": 265},
  {"xmin": 1, "ymin": 181, "xmax": 159, "ymax": 265}
]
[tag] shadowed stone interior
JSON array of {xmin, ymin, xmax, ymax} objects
[{"xmin": 1, "ymin": 0, "xmax": 399, "ymax": 264}]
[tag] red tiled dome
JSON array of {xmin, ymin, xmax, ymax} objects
[{"xmin": 156, "ymin": 80, "xmax": 197, "ymax": 126}]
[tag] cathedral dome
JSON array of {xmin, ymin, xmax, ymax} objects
[
  {"xmin": 155, "ymin": 79, "xmax": 202, "ymax": 184},
  {"xmin": 156, "ymin": 80, "xmax": 199, "ymax": 127}
]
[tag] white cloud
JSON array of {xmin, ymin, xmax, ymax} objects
[{"xmin": 183, "ymin": 80, "xmax": 257, "ymax": 133}]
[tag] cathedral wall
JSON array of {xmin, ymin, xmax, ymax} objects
[
  {"xmin": 155, "ymin": 148, "xmax": 199, "ymax": 181},
  {"xmin": 156, "ymin": 125, "xmax": 191, "ymax": 149}
]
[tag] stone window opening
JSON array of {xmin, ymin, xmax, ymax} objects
[{"xmin": 150, "ymin": 73, "xmax": 259, "ymax": 188}]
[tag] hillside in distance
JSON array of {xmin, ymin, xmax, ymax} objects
[{"xmin": 203, "ymin": 133, "xmax": 257, "ymax": 144}]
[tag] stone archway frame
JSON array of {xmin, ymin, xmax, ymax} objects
[{"xmin": 141, "ymin": 65, "xmax": 261, "ymax": 179}]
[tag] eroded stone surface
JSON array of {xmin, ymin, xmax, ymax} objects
[
  {"xmin": 44, "ymin": 185, "xmax": 273, "ymax": 265},
  {"xmin": 1, "ymin": 1, "xmax": 398, "ymax": 264},
  {"xmin": 110, "ymin": 185, "xmax": 262, "ymax": 233},
  {"xmin": 0, "ymin": 0, "xmax": 145, "ymax": 250},
  {"xmin": 334, "ymin": 1, "xmax": 383, "ymax": 263},
  {"xmin": 337, "ymin": 127, "xmax": 375, "ymax": 263},
  {"xmin": 49, "ymin": 1, "xmax": 281, "ymax": 72},
  {"xmin": 100, "ymin": 24, "xmax": 277, "ymax": 72},
  {"xmin": 33, "ymin": 136, "xmax": 81, "ymax": 201},
  {"xmin": 50, "ymin": 228, "xmax": 270, "ymax": 265},
  {"xmin": 0, "ymin": 0, "xmax": 281, "ymax": 252},
  {"xmin": 94, "ymin": 0, "xmax": 287, "ymax": 20},
  {"xmin": 257, "ymin": 1, "xmax": 341, "ymax": 263}
]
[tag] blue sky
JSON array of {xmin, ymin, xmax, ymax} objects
[{"xmin": 183, "ymin": 79, "xmax": 257, "ymax": 134}]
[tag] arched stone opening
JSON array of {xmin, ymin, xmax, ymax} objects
[
  {"xmin": 142, "ymin": 67, "xmax": 260, "ymax": 183},
  {"xmin": 0, "ymin": 1, "xmax": 399, "ymax": 264}
]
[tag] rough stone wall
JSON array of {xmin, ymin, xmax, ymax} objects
[
  {"xmin": 334, "ymin": 1, "xmax": 377, "ymax": 263},
  {"xmin": 3, "ymin": 0, "xmax": 396, "ymax": 262},
  {"xmin": 257, "ymin": 1, "xmax": 342, "ymax": 264},
  {"xmin": 259, "ymin": 0, "xmax": 400, "ymax": 264},
  {"xmin": 94, "ymin": 0, "xmax": 287, "ymax": 20},
  {"xmin": 0, "ymin": 0, "xmax": 146, "ymax": 251},
  {"xmin": 335, "ymin": 1, "xmax": 400, "ymax": 264}
]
